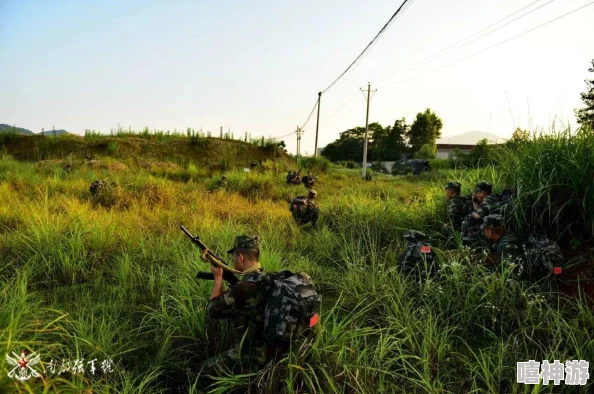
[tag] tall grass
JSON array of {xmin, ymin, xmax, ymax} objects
[
  {"xmin": 1, "ymin": 155, "xmax": 593, "ymax": 393},
  {"xmin": 496, "ymin": 126, "xmax": 594, "ymax": 243}
]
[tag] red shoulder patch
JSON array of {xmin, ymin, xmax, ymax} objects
[
  {"xmin": 553, "ymin": 266, "xmax": 562, "ymax": 275},
  {"xmin": 309, "ymin": 313, "xmax": 319, "ymax": 328},
  {"xmin": 420, "ymin": 246, "xmax": 431, "ymax": 254}
]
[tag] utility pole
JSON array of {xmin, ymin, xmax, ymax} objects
[
  {"xmin": 314, "ymin": 92, "xmax": 321, "ymax": 157},
  {"xmin": 296, "ymin": 126, "xmax": 302, "ymax": 157},
  {"xmin": 361, "ymin": 82, "xmax": 376, "ymax": 178}
]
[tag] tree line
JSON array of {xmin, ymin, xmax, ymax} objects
[
  {"xmin": 323, "ymin": 57, "xmax": 594, "ymax": 164},
  {"xmin": 321, "ymin": 108, "xmax": 443, "ymax": 162}
]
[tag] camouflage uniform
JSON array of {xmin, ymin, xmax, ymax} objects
[
  {"xmin": 291, "ymin": 190, "xmax": 319, "ymax": 228},
  {"xmin": 476, "ymin": 194, "xmax": 503, "ymax": 219},
  {"xmin": 89, "ymin": 179, "xmax": 115, "ymax": 196},
  {"xmin": 461, "ymin": 182, "xmax": 499, "ymax": 244},
  {"xmin": 202, "ymin": 236, "xmax": 271, "ymax": 377},
  {"xmin": 482, "ymin": 215, "xmax": 563, "ymax": 281},
  {"xmin": 490, "ymin": 233, "xmax": 525, "ymax": 262},
  {"xmin": 216, "ymin": 176, "xmax": 227, "ymax": 189},
  {"xmin": 444, "ymin": 182, "xmax": 471, "ymax": 232}
]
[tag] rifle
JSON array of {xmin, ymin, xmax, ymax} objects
[{"xmin": 180, "ymin": 225, "xmax": 239, "ymax": 286}]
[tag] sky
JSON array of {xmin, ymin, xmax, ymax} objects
[{"xmin": 1, "ymin": 0, "xmax": 593, "ymax": 154}]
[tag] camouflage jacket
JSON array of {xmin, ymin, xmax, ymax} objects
[
  {"xmin": 476, "ymin": 195, "xmax": 502, "ymax": 219},
  {"xmin": 447, "ymin": 194, "xmax": 471, "ymax": 230},
  {"xmin": 292, "ymin": 199, "xmax": 319, "ymax": 227},
  {"xmin": 490, "ymin": 233, "xmax": 524, "ymax": 263},
  {"xmin": 208, "ymin": 270, "xmax": 267, "ymax": 345}
]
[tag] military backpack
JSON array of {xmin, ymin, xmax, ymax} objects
[
  {"xmin": 262, "ymin": 270, "xmax": 321, "ymax": 344},
  {"xmin": 522, "ymin": 234, "xmax": 563, "ymax": 280},
  {"xmin": 397, "ymin": 231, "xmax": 438, "ymax": 279}
]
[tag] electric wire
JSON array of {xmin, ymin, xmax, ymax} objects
[
  {"xmin": 376, "ymin": 1, "xmax": 594, "ymax": 89},
  {"xmin": 378, "ymin": 0, "xmax": 558, "ymax": 84},
  {"xmin": 321, "ymin": 0, "xmax": 411, "ymax": 94}
]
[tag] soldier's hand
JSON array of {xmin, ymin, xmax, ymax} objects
[
  {"xmin": 210, "ymin": 264, "xmax": 224, "ymax": 280},
  {"xmin": 472, "ymin": 212, "xmax": 480, "ymax": 220}
]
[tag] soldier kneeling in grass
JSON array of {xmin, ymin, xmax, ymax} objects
[
  {"xmin": 442, "ymin": 181, "xmax": 472, "ymax": 239},
  {"xmin": 200, "ymin": 235, "xmax": 320, "ymax": 383},
  {"xmin": 290, "ymin": 190, "xmax": 320, "ymax": 228},
  {"xmin": 481, "ymin": 214, "xmax": 563, "ymax": 282}
]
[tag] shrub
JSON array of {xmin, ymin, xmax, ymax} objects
[
  {"xmin": 297, "ymin": 156, "xmax": 330, "ymax": 173},
  {"xmin": 414, "ymin": 144, "xmax": 436, "ymax": 159},
  {"xmin": 496, "ymin": 127, "xmax": 594, "ymax": 243}
]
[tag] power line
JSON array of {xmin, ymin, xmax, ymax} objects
[
  {"xmin": 271, "ymin": 130, "xmax": 299, "ymax": 140},
  {"xmin": 378, "ymin": 0, "xmax": 558, "ymax": 84},
  {"xmin": 321, "ymin": 0, "xmax": 411, "ymax": 94},
  {"xmin": 377, "ymin": 1, "xmax": 594, "ymax": 89},
  {"xmin": 299, "ymin": 99, "xmax": 318, "ymax": 130}
]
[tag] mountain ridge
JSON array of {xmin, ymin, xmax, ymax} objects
[
  {"xmin": 0, "ymin": 124, "xmax": 69, "ymax": 136},
  {"xmin": 437, "ymin": 131, "xmax": 506, "ymax": 145}
]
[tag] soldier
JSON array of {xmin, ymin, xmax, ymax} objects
[
  {"xmin": 216, "ymin": 175, "xmax": 227, "ymax": 189},
  {"xmin": 481, "ymin": 214, "xmax": 563, "ymax": 281},
  {"xmin": 201, "ymin": 235, "xmax": 268, "ymax": 378},
  {"xmin": 461, "ymin": 181, "xmax": 500, "ymax": 245},
  {"xmin": 89, "ymin": 179, "xmax": 115, "ymax": 196},
  {"xmin": 481, "ymin": 215, "xmax": 524, "ymax": 263},
  {"xmin": 201, "ymin": 235, "xmax": 319, "ymax": 380},
  {"xmin": 443, "ymin": 181, "xmax": 471, "ymax": 232},
  {"xmin": 302, "ymin": 171, "xmax": 316, "ymax": 188},
  {"xmin": 290, "ymin": 190, "xmax": 319, "ymax": 228},
  {"xmin": 286, "ymin": 171, "xmax": 294, "ymax": 185},
  {"xmin": 291, "ymin": 171, "xmax": 302, "ymax": 185}
]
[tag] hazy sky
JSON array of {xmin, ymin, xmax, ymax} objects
[{"xmin": 1, "ymin": 0, "xmax": 593, "ymax": 154}]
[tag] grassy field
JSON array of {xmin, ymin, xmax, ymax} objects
[{"xmin": 1, "ymin": 131, "xmax": 594, "ymax": 393}]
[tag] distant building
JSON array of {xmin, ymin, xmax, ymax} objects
[{"xmin": 436, "ymin": 144, "xmax": 475, "ymax": 159}]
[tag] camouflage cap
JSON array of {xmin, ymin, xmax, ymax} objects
[
  {"xmin": 308, "ymin": 189, "xmax": 317, "ymax": 196},
  {"xmin": 474, "ymin": 181, "xmax": 493, "ymax": 194},
  {"xmin": 403, "ymin": 230, "xmax": 427, "ymax": 241},
  {"xmin": 227, "ymin": 235, "xmax": 261, "ymax": 253},
  {"xmin": 480, "ymin": 214, "xmax": 505, "ymax": 231},
  {"xmin": 445, "ymin": 181, "xmax": 461, "ymax": 192}
]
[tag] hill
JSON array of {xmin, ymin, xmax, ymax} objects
[
  {"xmin": 0, "ymin": 124, "xmax": 34, "ymax": 135},
  {"xmin": 0, "ymin": 133, "xmax": 293, "ymax": 170},
  {"xmin": 437, "ymin": 130, "xmax": 506, "ymax": 145},
  {"xmin": 39, "ymin": 129, "xmax": 69, "ymax": 136}
]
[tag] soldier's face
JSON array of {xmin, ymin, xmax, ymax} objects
[
  {"xmin": 445, "ymin": 189, "xmax": 457, "ymax": 199},
  {"xmin": 232, "ymin": 252, "xmax": 246, "ymax": 271},
  {"xmin": 484, "ymin": 228, "xmax": 496, "ymax": 241}
]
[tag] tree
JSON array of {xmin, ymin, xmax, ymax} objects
[
  {"xmin": 510, "ymin": 127, "xmax": 530, "ymax": 142},
  {"xmin": 407, "ymin": 109, "xmax": 443, "ymax": 153},
  {"xmin": 575, "ymin": 59, "xmax": 594, "ymax": 129},
  {"xmin": 469, "ymin": 138, "xmax": 493, "ymax": 166},
  {"xmin": 383, "ymin": 118, "xmax": 408, "ymax": 160},
  {"xmin": 414, "ymin": 144, "xmax": 435, "ymax": 159},
  {"xmin": 321, "ymin": 126, "xmax": 366, "ymax": 162}
]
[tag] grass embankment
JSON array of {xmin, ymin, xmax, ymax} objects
[
  {"xmin": 0, "ymin": 133, "xmax": 292, "ymax": 171},
  {"xmin": 1, "ymin": 130, "xmax": 594, "ymax": 393}
]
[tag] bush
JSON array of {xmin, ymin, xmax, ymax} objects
[
  {"xmin": 414, "ymin": 144, "xmax": 435, "ymax": 159},
  {"xmin": 428, "ymin": 159, "xmax": 452, "ymax": 170},
  {"xmin": 496, "ymin": 127, "xmax": 594, "ymax": 243},
  {"xmin": 297, "ymin": 156, "xmax": 330, "ymax": 173}
]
